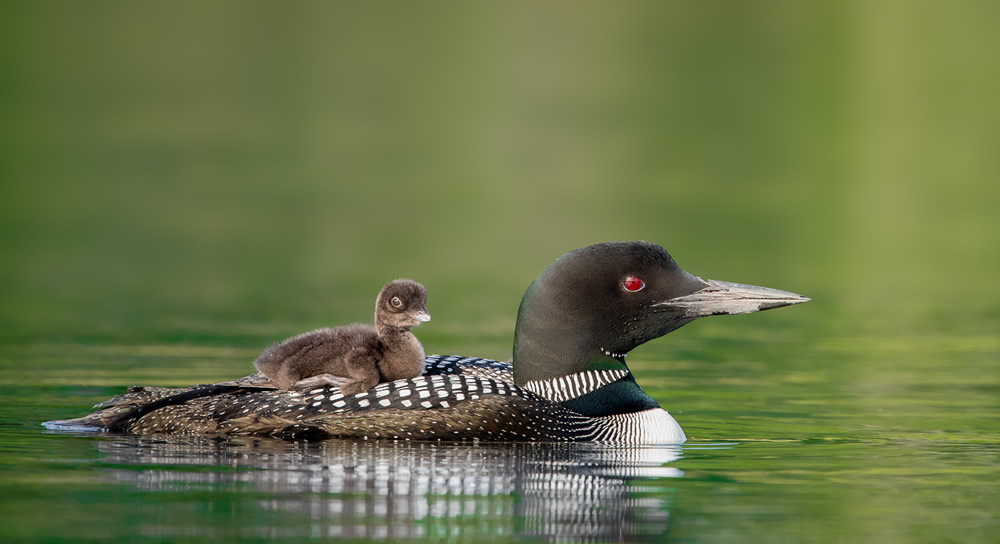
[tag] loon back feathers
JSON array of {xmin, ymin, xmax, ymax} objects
[
  {"xmin": 53, "ymin": 356, "xmax": 684, "ymax": 443},
  {"xmin": 61, "ymin": 356, "xmax": 676, "ymax": 442}
]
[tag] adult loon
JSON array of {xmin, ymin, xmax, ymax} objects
[{"xmin": 45, "ymin": 241, "xmax": 808, "ymax": 444}]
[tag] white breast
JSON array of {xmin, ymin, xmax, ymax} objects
[{"xmin": 593, "ymin": 408, "xmax": 687, "ymax": 444}]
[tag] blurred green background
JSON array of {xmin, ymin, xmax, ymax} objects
[
  {"xmin": 3, "ymin": 1, "xmax": 997, "ymax": 353},
  {"xmin": 1, "ymin": 2, "xmax": 999, "ymax": 542}
]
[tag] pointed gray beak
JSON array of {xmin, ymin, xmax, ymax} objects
[
  {"xmin": 655, "ymin": 279, "xmax": 809, "ymax": 317},
  {"xmin": 414, "ymin": 310, "xmax": 431, "ymax": 323}
]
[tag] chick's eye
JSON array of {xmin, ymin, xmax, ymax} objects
[
  {"xmin": 623, "ymin": 276, "xmax": 645, "ymax": 292},
  {"xmin": 391, "ymin": 296, "xmax": 403, "ymax": 308}
]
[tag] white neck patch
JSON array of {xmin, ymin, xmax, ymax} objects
[{"xmin": 522, "ymin": 369, "xmax": 630, "ymax": 403}]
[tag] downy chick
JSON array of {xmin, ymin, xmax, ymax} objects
[{"xmin": 253, "ymin": 279, "xmax": 430, "ymax": 395}]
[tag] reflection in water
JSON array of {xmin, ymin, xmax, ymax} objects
[{"xmin": 95, "ymin": 437, "xmax": 684, "ymax": 541}]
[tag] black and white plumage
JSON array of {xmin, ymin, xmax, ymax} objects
[
  {"xmin": 59, "ymin": 355, "xmax": 683, "ymax": 443},
  {"xmin": 522, "ymin": 368, "xmax": 630, "ymax": 403},
  {"xmin": 47, "ymin": 241, "xmax": 809, "ymax": 444}
]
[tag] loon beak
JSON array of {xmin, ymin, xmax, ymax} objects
[
  {"xmin": 414, "ymin": 310, "xmax": 432, "ymax": 323},
  {"xmin": 656, "ymin": 279, "xmax": 809, "ymax": 317}
]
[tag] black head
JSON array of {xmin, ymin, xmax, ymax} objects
[
  {"xmin": 375, "ymin": 279, "xmax": 431, "ymax": 330},
  {"xmin": 512, "ymin": 241, "xmax": 808, "ymax": 385}
]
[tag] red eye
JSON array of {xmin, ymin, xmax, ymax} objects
[{"xmin": 623, "ymin": 276, "xmax": 644, "ymax": 292}]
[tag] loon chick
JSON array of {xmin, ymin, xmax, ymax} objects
[
  {"xmin": 46, "ymin": 241, "xmax": 808, "ymax": 443},
  {"xmin": 254, "ymin": 279, "xmax": 430, "ymax": 394}
]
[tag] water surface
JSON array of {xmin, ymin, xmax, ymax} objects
[{"xmin": 2, "ymin": 321, "xmax": 997, "ymax": 543}]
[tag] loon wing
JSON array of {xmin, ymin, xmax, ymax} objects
[{"xmin": 46, "ymin": 356, "xmax": 586, "ymax": 440}]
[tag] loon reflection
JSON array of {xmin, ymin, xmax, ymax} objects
[{"xmin": 95, "ymin": 437, "xmax": 690, "ymax": 541}]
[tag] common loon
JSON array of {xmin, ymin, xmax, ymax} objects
[
  {"xmin": 45, "ymin": 241, "xmax": 808, "ymax": 443},
  {"xmin": 254, "ymin": 278, "xmax": 430, "ymax": 394}
]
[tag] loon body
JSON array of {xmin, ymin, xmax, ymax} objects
[{"xmin": 46, "ymin": 241, "xmax": 808, "ymax": 444}]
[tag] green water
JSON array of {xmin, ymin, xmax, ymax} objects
[
  {"xmin": 2, "ymin": 319, "xmax": 997, "ymax": 543},
  {"xmin": 2, "ymin": 2, "xmax": 998, "ymax": 542}
]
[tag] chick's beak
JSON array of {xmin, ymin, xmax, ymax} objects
[{"xmin": 413, "ymin": 310, "xmax": 431, "ymax": 323}]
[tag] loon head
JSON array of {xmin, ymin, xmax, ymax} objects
[{"xmin": 512, "ymin": 241, "xmax": 809, "ymax": 391}]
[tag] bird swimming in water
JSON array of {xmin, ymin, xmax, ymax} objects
[
  {"xmin": 253, "ymin": 279, "xmax": 430, "ymax": 395},
  {"xmin": 45, "ymin": 241, "xmax": 808, "ymax": 443}
]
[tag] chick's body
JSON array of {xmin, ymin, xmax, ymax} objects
[
  {"xmin": 254, "ymin": 279, "xmax": 430, "ymax": 395},
  {"xmin": 253, "ymin": 324, "xmax": 383, "ymax": 393}
]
